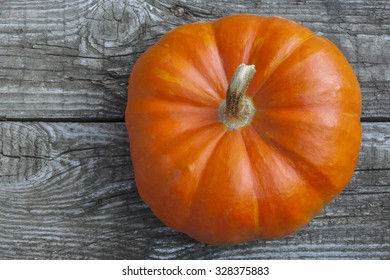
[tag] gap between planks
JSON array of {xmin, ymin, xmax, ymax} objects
[{"xmin": 0, "ymin": 117, "xmax": 389, "ymax": 123}]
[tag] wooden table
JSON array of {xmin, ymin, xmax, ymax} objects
[{"xmin": 0, "ymin": 0, "xmax": 389, "ymax": 259}]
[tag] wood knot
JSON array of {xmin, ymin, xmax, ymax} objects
[
  {"xmin": 172, "ymin": 5, "xmax": 185, "ymax": 17},
  {"xmin": 86, "ymin": 0, "xmax": 146, "ymax": 56},
  {"xmin": 0, "ymin": 123, "xmax": 51, "ymax": 185}
]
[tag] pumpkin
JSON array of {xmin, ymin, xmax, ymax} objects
[{"xmin": 125, "ymin": 14, "xmax": 362, "ymax": 244}]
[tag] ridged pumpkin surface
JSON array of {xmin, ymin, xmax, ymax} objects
[{"xmin": 125, "ymin": 14, "xmax": 362, "ymax": 244}]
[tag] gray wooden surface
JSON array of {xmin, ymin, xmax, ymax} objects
[{"xmin": 0, "ymin": 0, "xmax": 389, "ymax": 259}]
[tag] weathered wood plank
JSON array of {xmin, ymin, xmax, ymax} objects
[
  {"xmin": 0, "ymin": 0, "xmax": 389, "ymax": 120},
  {"xmin": 0, "ymin": 122, "xmax": 389, "ymax": 259}
]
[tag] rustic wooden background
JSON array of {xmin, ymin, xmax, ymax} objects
[{"xmin": 0, "ymin": 0, "xmax": 389, "ymax": 259}]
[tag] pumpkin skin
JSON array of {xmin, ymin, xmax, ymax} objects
[{"xmin": 125, "ymin": 14, "xmax": 362, "ymax": 244}]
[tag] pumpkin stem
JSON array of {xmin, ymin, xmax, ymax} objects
[
  {"xmin": 219, "ymin": 64, "xmax": 256, "ymax": 130},
  {"xmin": 226, "ymin": 64, "xmax": 256, "ymax": 118}
]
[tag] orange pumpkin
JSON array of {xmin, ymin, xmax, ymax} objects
[{"xmin": 125, "ymin": 14, "xmax": 362, "ymax": 244}]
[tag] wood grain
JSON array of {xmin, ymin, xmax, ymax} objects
[
  {"xmin": 0, "ymin": 122, "xmax": 389, "ymax": 259},
  {"xmin": 0, "ymin": 0, "xmax": 389, "ymax": 120},
  {"xmin": 0, "ymin": 0, "xmax": 389, "ymax": 260}
]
